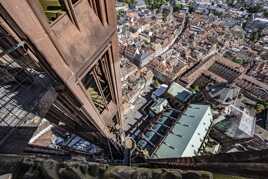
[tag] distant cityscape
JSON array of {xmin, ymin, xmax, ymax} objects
[{"xmin": 118, "ymin": 0, "xmax": 268, "ymax": 158}]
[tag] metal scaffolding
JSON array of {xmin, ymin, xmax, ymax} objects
[{"xmin": 0, "ymin": 32, "xmax": 57, "ymax": 153}]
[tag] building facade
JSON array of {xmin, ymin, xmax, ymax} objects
[{"xmin": 0, "ymin": 0, "xmax": 123, "ymax": 154}]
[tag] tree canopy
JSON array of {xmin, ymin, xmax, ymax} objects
[
  {"xmin": 125, "ymin": 0, "xmax": 136, "ymax": 6},
  {"xmin": 145, "ymin": 0, "xmax": 167, "ymax": 9},
  {"xmin": 256, "ymin": 101, "xmax": 268, "ymax": 113}
]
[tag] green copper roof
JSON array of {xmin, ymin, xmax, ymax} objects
[{"xmin": 153, "ymin": 104, "xmax": 212, "ymax": 158}]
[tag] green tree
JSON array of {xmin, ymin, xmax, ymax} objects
[
  {"xmin": 226, "ymin": 0, "xmax": 235, "ymax": 6},
  {"xmin": 174, "ymin": 3, "xmax": 183, "ymax": 11},
  {"xmin": 233, "ymin": 58, "xmax": 244, "ymax": 65},
  {"xmin": 117, "ymin": 9, "xmax": 125, "ymax": 17},
  {"xmin": 256, "ymin": 103, "xmax": 265, "ymax": 113},
  {"xmin": 188, "ymin": 2, "xmax": 194, "ymax": 13},
  {"xmin": 125, "ymin": 0, "xmax": 136, "ymax": 6},
  {"xmin": 263, "ymin": 101, "xmax": 268, "ymax": 108},
  {"xmin": 256, "ymin": 101, "xmax": 268, "ymax": 113},
  {"xmin": 250, "ymin": 30, "xmax": 262, "ymax": 42},
  {"xmin": 191, "ymin": 84, "xmax": 200, "ymax": 93},
  {"xmin": 145, "ymin": 0, "xmax": 167, "ymax": 9},
  {"xmin": 246, "ymin": 3, "xmax": 263, "ymax": 13}
]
